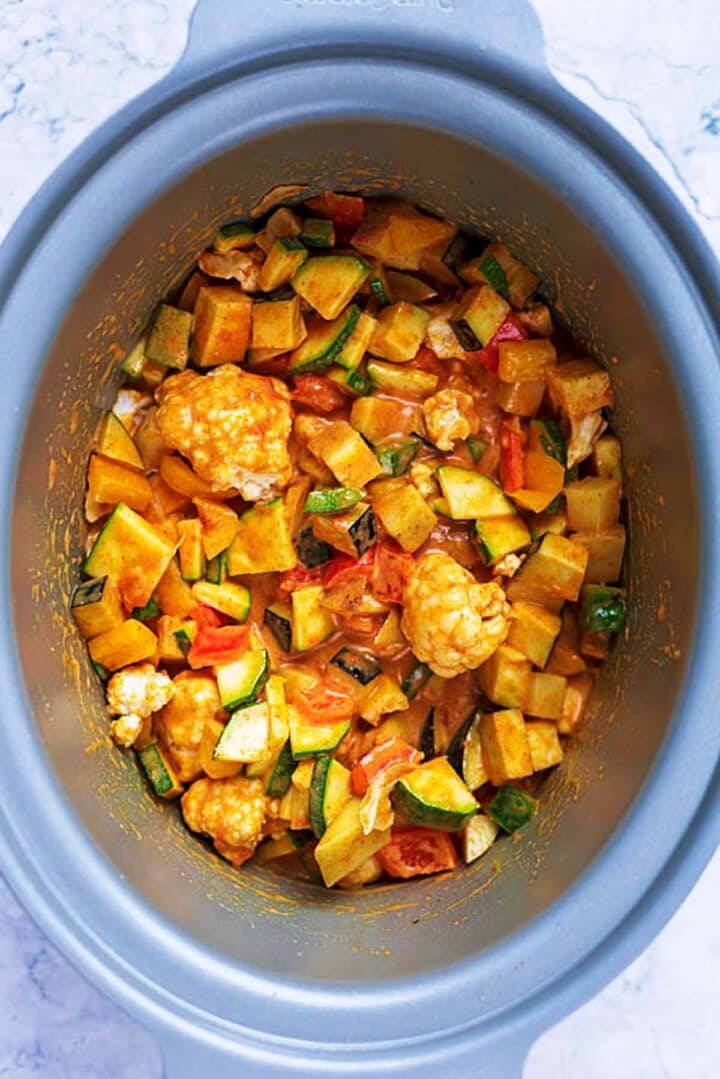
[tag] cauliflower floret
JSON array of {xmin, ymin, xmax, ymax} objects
[
  {"xmin": 155, "ymin": 672, "xmax": 225, "ymax": 783},
  {"xmin": 110, "ymin": 714, "xmax": 145, "ymax": 749},
  {"xmin": 198, "ymin": 249, "xmax": 264, "ymax": 292},
  {"xmin": 492, "ymin": 553, "xmax": 524, "ymax": 578},
  {"xmin": 422, "ymin": 388, "xmax": 479, "ymax": 452},
  {"xmin": 401, "ymin": 552, "xmax": 510, "ymax": 678},
  {"xmin": 567, "ymin": 411, "xmax": 607, "ymax": 469},
  {"xmin": 156, "ymin": 365, "xmax": 293, "ymax": 498},
  {"xmin": 106, "ymin": 663, "xmax": 173, "ymax": 718},
  {"xmin": 409, "ymin": 460, "xmax": 440, "ymax": 501},
  {"xmin": 181, "ymin": 775, "xmax": 268, "ymax": 866}
]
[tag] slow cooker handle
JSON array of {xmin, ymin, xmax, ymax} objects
[{"xmin": 174, "ymin": 0, "xmax": 552, "ymax": 84}]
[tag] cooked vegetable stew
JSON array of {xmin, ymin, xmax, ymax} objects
[{"xmin": 73, "ymin": 192, "xmax": 626, "ymax": 888}]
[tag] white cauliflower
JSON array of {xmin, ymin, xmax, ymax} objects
[
  {"xmin": 422, "ymin": 388, "xmax": 479, "ymax": 451},
  {"xmin": 401, "ymin": 552, "xmax": 510, "ymax": 678},
  {"xmin": 106, "ymin": 663, "xmax": 173, "ymax": 718},
  {"xmin": 567, "ymin": 411, "xmax": 607, "ymax": 469},
  {"xmin": 409, "ymin": 460, "xmax": 440, "ymax": 501},
  {"xmin": 156, "ymin": 365, "xmax": 293, "ymax": 498},
  {"xmin": 109, "ymin": 714, "xmax": 145, "ymax": 749},
  {"xmin": 155, "ymin": 672, "xmax": 225, "ymax": 783},
  {"xmin": 492, "ymin": 553, "xmax": 524, "ymax": 578},
  {"xmin": 198, "ymin": 248, "xmax": 264, "ymax": 292},
  {"xmin": 181, "ymin": 775, "xmax": 268, "ymax": 866}
]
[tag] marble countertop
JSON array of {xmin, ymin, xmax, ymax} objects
[{"xmin": 0, "ymin": 2, "xmax": 717, "ymax": 1075}]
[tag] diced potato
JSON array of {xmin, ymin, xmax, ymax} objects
[
  {"xmin": 545, "ymin": 608, "xmax": 586, "ymax": 676},
  {"xmin": 558, "ymin": 672, "xmax": 593, "ymax": 734},
  {"xmin": 507, "ymin": 602, "xmax": 561, "ymax": 668},
  {"xmin": 525, "ymin": 672, "xmax": 567, "ymax": 719},
  {"xmin": 350, "ymin": 397, "xmax": 418, "ymax": 444},
  {"xmin": 565, "ymin": 477, "xmax": 621, "ymax": 533},
  {"xmin": 88, "ymin": 620, "xmax": 158, "ymax": 672},
  {"xmin": 310, "ymin": 421, "xmax": 383, "ymax": 488},
  {"xmin": 495, "ymin": 380, "xmax": 546, "ymax": 417},
  {"xmin": 87, "ymin": 454, "xmax": 152, "ymax": 513},
  {"xmin": 156, "ymin": 615, "xmax": 186, "ymax": 663},
  {"xmin": 369, "ymin": 302, "xmax": 430, "ymax": 364},
  {"xmin": 592, "ymin": 435, "xmax": 622, "ymax": 482},
  {"xmin": 135, "ymin": 408, "xmax": 166, "ymax": 471},
  {"xmin": 498, "ymin": 339, "xmax": 556, "ymax": 382},
  {"xmin": 177, "ymin": 518, "xmax": 205, "ymax": 581},
  {"xmin": 155, "ymin": 558, "xmax": 196, "ymax": 618},
  {"xmin": 250, "ymin": 296, "xmax": 306, "ymax": 351},
  {"xmin": 359, "ymin": 674, "xmax": 409, "ymax": 725},
  {"xmin": 159, "ymin": 454, "xmax": 235, "ymax": 501},
  {"xmin": 579, "ymin": 629, "xmax": 610, "ymax": 660},
  {"xmin": 529, "ymin": 510, "xmax": 567, "ymax": 541},
  {"xmin": 478, "ymin": 708, "xmax": 533, "ymax": 786},
  {"xmin": 297, "ymin": 449, "xmax": 335, "ymax": 485},
  {"xmin": 372, "ymin": 483, "xmax": 437, "ymax": 553},
  {"xmin": 506, "ymin": 533, "xmax": 589, "ymax": 612},
  {"xmin": 571, "ymin": 524, "xmax": 626, "ymax": 583},
  {"xmin": 547, "ymin": 359, "xmax": 612, "ymax": 416},
  {"xmin": 509, "ymin": 452, "xmax": 565, "ymax": 514},
  {"xmin": 479, "ymin": 644, "xmax": 531, "ymax": 708},
  {"xmin": 450, "ymin": 284, "xmax": 510, "ymax": 349},
  {"xmin": 193, "ymin": 497, "xmax": 240, "ymax": 560},
  {"xmin": 145, "ymin": 304, "xmax": 192, "ymax": 369},
  {"xmin": 283, "ymin": 475, "xmax": 313, "ymax": 536},
  {"xmin": 373, "ymin": 609, "xmax": 407, "ymax": 656},
  {"xmin": 192, "ymin": 286, "xmax": 253, "ymax": 367},
  {"xmin": 310, "ymin": 502, "xmax": 375, "ymax": 558},
  {"xmin": 291, "ymin": 585, "xmax": 335, "ymax": 651},
  {"xmin": 71, "ymin": 576, "xmax": 125, "ymax": 640},
  {"xmin": 518, "ymin": 302, "xmax": 553, "ymax": 337},
  {"xmin": 526, "ymin": 720, "xmax": 563, "ymax": 771}
]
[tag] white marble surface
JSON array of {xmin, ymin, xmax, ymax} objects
[{"xmin": 0, "ymin": 1, "xmax": 718, "ymax": 1075}]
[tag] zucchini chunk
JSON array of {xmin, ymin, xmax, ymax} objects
[
  {"xmin": 310, "ymin": 502, "xmax": 376, "ymax": 558},
  {"xmin": 88, "ymin": 619, "xmax": 158, "ymax": 672},
  {"xmin": 462, "ymin": 814, "xmax": 500, "ymax": 864},
  {"xmin": 137, "ymin": 743, "xmax": 183, "ymax": 799},
  {"xmin": 215, "ymin": 649, "xmax": 269, "ymax": 711},
  {"xmin": 289, "ymin": 305, "xmax": 361, "ymax": 374},
  {"xmin": 300, "ymin": 218, "xmax": 336, "ymax": 248},
  {"xmin": 461, "ymin": 243, "xmax": 539, "ymax": 309},
  {"xmin": 264, "ymin": 602, "xmax": 293, "ymax": 652},
  {"xmin": 288, "ymin": 707, "xmax": 351, "ymax": 759},
  {"xmin": 227, "ymin": 499, "xmax": 297, "ymax": 575},
  {"xmin": 450, "ymin": 284, "xmax": 510, "ymax": 349},
  {"xmin": 375, "ymin": 439, "xmax": 421, "ymax": 477},
  {"xmin": 145, "ymin": 304, "xmax": 192, "ymax": 369},
  {"xmin": 213, "ymin": 220, "xmax": 257, "ymax": 253},
  {"xmin": 475, "ymin": 516, "xmax": 531, "ymax": 565},
  {"xmin": 83, "ymin": 503, "xmax": 177, "ymax": 610},
  {"xmin": 204, "ymin": 551, "xmax": 228, "ymax": 585},
  {"xmin": 87, "ymin": 454, "xmax": 152, "ymax": 513},
  {"xmin": 314, "ymin": 796, "xmax": 392, "ymax": 888},
  {"xmin": 326, "ymin": 365, "xmax": 373, "ymax": 397},
  {"xmin": 330, "ymin": 647, "xmax": 382, "ymax": 685},
  {"xmin": 401, "ymin": 661, "xmax": 432, "ymax": 701},
  {"xmin": 295, "ymin": 526, "xmax": 333, "ymax": 568},
  {"xmin": 291, "ymin": 585, "xmax": 335, "ymax": 652},
  {"xmin": 70, "ymin": 576, "xmax": 124, "ymax": 639},
  {"xmin": 465, "ymin": 435, "xmax": 488, "ymax": 464},
  {"xmin": 177, "ymin": 519, "xmax": 205, "ymax": 581},
  {"xmin": 304, "ymin": 487, "xmax": 364, "ymax": 515},
  {"xmin": 447, "ymin": 710, "xmax": 488, "ymax": 790},
  {"xmin": 258, "ymin": 237, "xmax": 308, "ymax": 292},
  {"xmin": 191, "ymin": 580, "xmax": 249, "ymax": 622},
  {"xmin": 487, "ymin": 785, "xmax": 539, "ymax": 833},
  {"xmin": 131, "ymin": 596, "xmax": 159, "ymax": 622},
  {"xmin": 580, "ymin": 584, "xmax": 626, "ymax": 633},
  {"xmin": 309, "ymin": 756, "xmax": 351, "ymax": 838},
  {"xmin": 391, "ymin": 758, "xmax": 478, "ymax": 831},
  {"xmin": 358, "ymin": 673, "xmax": 409, "ymax": 724},
  {"xmin": 94, "ymin": 411, "xmax": 144, "ymax": 470},
  {"xmin": 367, "ymin": 262, "xmax": 393, "ymax": 306},
  {"xmin": 213, "ymin": 702, "xmax": 271, "ymax": 763},
  {"xmin": 251, "ymin": 296, "xmax": 306, "ymax": 351},
  {"xmin": 266, "ymin": 741, "xmax": 297, "ymax": 797},
  {"xmin": 192, "ymin": 286, "xmax": 253, "ymax": 367},
  {"xmin": 366, "ymin": 358, "xmax": 439, "ymax": 398},
  {"xmin": 437, "ymin": 466, "xmax": 515, "ymax": 520},
  {"xmin": 369, "ymin": 302, "xmax": 429, "ymax": 364},
  {"xmin": 334, "ymin": 310, "xmax": 377, "ymax": 371},
  {"xmin": 292, "ymin": 255, "xmax": 370, "ymax": 319}
]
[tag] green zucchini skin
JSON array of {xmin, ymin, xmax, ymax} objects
[
  {"xmin": 304, "ymin": 487, "xmax": 364, "ymax": 515},
  {"xmin": 296, "ymin": 527, "xmax": 333, "ymax": 568},
  {"xmin": 71, "ymin": 577, "xmax": 107, "ymax": 608},
  {"xmin": 330, "ymin": 647, "xmax": 382, "ymax": 686},
  {"xmin": 390, "ymin": 759, "xmax": 478, "ymax": 831},
  {"xmin": 375, "ymin": 439, "xmax": 420, "ymax": 477},
  {"xmin": 447, "ymin": 710, "xmax": 478, "ymax": 779},
  {"xmin": 402, "ymin": 662, "xmax": 432, "ymax": 701},
  {"xmin": 90, "ymin": 659, "xmax": 110, "ymax": 682},
  {"xmin": 173, "ymin": 629, "xmax": 193, "ymax": 656},
  {"xmin": 309, "ymin": 755, "xmax": 333, "ymax": 838},
  {"xmin": 477, "ymin": 253, "xmax": 509, "ymax": 298},
  {"xmin": 580, "ymin": 585, "xmax": 626, "ymax": 632},
  {"xmin": 531, "ymin": 419, "xmax": 567, "ymax": 466},
  {"xmin": 442, "ymin": 231, "xmax": 472, "ymax": 273},
  {"xmin": 216, "ymin": 650, "xmax": 269, "ymax": 711},
  {"xmin": 418, "ymin": 707, "xmax": 436, "ymax": 759},
  {"xmin": 266, "ymin": 741, "xmax": 297, "ymax": 797},
  {"xmin": 488, "ymin": 786, "xmax": 538, "ymax": 833},
  {"xmin": 465, "ymin": 435, "xmax": 488, "ymax": 464},
  {"xmin": 264, "ymin": 605, "xmax": 292, "ymax": 652},
  {"xmin": 300, "ymin": 218, "xmax": 335, "ymax": 248},
  {"xmin": 131, "ymin": 596, "xmax": 160, "ymax": 621},
  {"xmin": 348, "ymin": 505, "xmax": 376, "ymax": 557}
]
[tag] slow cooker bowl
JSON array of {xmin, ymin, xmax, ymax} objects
[{"xmin": 1, "ymin": 5, "xmax": 719, "ymax": 1075}]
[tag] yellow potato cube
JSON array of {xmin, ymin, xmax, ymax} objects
[
  {"xmin": 88, "ymin": 620, "xmax": 158, "ymax": 672},
  {"xmin": 592, "ymin": 435, "xmax": 622, "ymax": 482},
  {"xmin": 525, "ymin": 672, "xmax": 568, "ymax": 719},
  {"xmin": 558, "ymin": 672, "xmax": 594, "ymax": 734},
  {"xmin": 495, "ymin": 379, "xmax": 546, "ymax": 417},
  {"xmin": 526, "ymin": 720, "xmax": 564, "ymax": 771},
  {"xmin": 479, "ymin": 644, "xmax": 531, "ymax": 708},
  {"xmin": 310, "ymin": 421, "xmax": 383, "ymax": 488},
  {"xmin": 547, "ymin": 359, "xmax": 612, "ymax": 416},
  {"xmin": 564, "ymin": 477, "xmax": 621, "ymax": 533},
  {"xmin": 250, "ymin": 296, "xmax": 306, "ymax": 351},
  {"xmin": 571, "ymin": 524, "xmax": 626, "ymax": 583},
  {"xmin": 498, "ymin": 339, "xmax": 557, "ymax": 382},
  {"xmin": 506, "ymin": 533, "xmax": 589, "ymax": 613},
  {"xmin": 369, "ymin": 301, "xmax": 430, "ymax": 363},
  {"xmin": 507, "ymin": 602, "xmax": 562, "ymax": 668},
  {"xmin": 192, "ymin": 286, "xmax": 253, "ymax": 367},
  {"xmin": 359, "ymin": 674, "xmax": 409, "ymax": 725},
  {"xmin": 479, "ymin": 708, "xmax": 533, "ymax": 786},
  {"xmin": 373, "ymin": 483, "xmax": 437, "ymax": 553}
]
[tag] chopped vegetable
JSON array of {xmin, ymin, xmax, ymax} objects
[{"xmin": 378, "ymin": 828, "xmax": 459, "ymax": 879}]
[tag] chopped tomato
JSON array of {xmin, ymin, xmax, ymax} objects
[
  {"xmin": 305, "ymin": 192, "xmax": 365, "ymax": 230},
  {"xmin": 322, "ymin": 547, "xmax": 376, "ymax": 590},
  {"xmin": 187, "ymin": 625, "xmax": 249, "ymax": 669},
  {"xmin": 291, "ymin": 375, "xmax": 346, "ymax": 414},
  {"xmin": 191, "ymin": 604, "xmax": 227, "ymax": 629},
  {"xmin": 470, "ymin": 314, "xmax": 528, "ymax": 373},
  {"xmin": 293, "ymin": 680, "xmax": 356, "ymax": 725},
  {"xmin": 350, "ymin": 738, "xmax": 422, "ymax": 796},
  {"xmin": 338, "ymin": 613, "xmax": 384, "ymax": 637},
  {"xmin": 278, "ymin": 565, "xmax": 323, "ymax": 595},
  {"xmin": 378, "ymin": 829, "xmax": 459, "ymax": 879},
  {"xmin": 372, "ymin": 542, "xmax": 414, "ymax": 605},
  {"xmin": 499, "ymin": 418, "xmax": 526, "ymax": 493}
]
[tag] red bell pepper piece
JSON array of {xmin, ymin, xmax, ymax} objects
[
  {"xmin": 277, "ymin": 565, "xmax": 323, "ymax": 595},
  {"xmin": 187, "ymin": 625, "xmax": 249, "ymax": 669},
  {"xmin": 293, "ymin": 678, "xmax": 356, "ymax": 725},
  {"xmin": 304, "ymin": 192, "xmax": 365, "ymax": 230},
  {"xmin": 191, "ymin": 604, "xmax": 228, "ymax": 629},
  {"xmin": 470, "ymin": 314, "xmax": 528, "ymax": 374},
  {"xmin": 378, "ymin": 829, "xmax": 459, "ymax": 879},
  {"xmin": 322, "ymin": 547, "xmax": 376, "ymax": 590},
  {"xmin": 371, "ymin": 542, "xmax": 414, "ymax": 605},
  {"xmin": 291, "ymin": 375, "xmax": 347, "ymax": 414},
  {"xmin": 499, "ymin": 418, "xmax": 526, "ymax": 492},
  {"xmin": 350, "ymin": 738, "xmax": 422, "ymax": 796}
]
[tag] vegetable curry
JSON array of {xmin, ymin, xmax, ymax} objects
[{"xmin": 72, "ymin": 192, "xmax": 626, "ymax": 889}]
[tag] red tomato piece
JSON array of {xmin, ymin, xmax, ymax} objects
[
  {"xmin": 350, "ymin": 738, "xmax": 422, "ymax": 796},
  {"xmin": 291, "ymin": 375, "xmax": 347, "ymax": 414},
  {"xmin": 304, "ymin": 192, "xmax": 365, "ymax": 230},
  {"xmin": 187, "ymin": 625, "xmax": 249, "ymax": 669},
  {"xmin": 470, "ymin": 314, "xmax": 528, "ymax": 373},
  {"xmin": 293, "ymin": 681, "xmax": 356, "ymax": 725},
  {"xmin": 372, "ymin": 542, "xmax": 414, "ymax": 605},
  {"xmin": 322, "ymin": 547, "xmax": 376, "ymax": 590},
  {"xmin": 378, "ymin": 829, "xmax": 459, "ymax": 879},
  {"xmin": 277, "ymin": 565, "xmax": 323, "ymax": 595},
  {"xmin": 499, "ymin": 418, "xmax": 526, "ymax": 493},
  {"xmin": 191, "ymin": 604, "xmax": 227, "ymax": 629}
]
